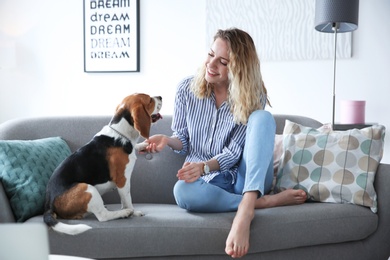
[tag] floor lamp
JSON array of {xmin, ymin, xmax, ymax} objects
[{"xmin": 314, "ymin": 0, "xmax": 359, "ymax": 128}]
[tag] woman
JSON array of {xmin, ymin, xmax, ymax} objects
[{"xmin": 144, "ymin": 28, "xmax": 306, "ymax": 258}]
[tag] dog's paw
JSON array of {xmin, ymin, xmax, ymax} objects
[
  {"xmin": 132, "ymin": 210, "xmax": 144, "ymax": 217},
  {"xmin": 135, "ymin": 142, "xmax": 148, "ymax": 152},
  {"xmin": 120, "ymin": 208, "xmax": 134, "ymax": 218}
]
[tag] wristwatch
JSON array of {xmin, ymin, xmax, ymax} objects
[{"xmin": 202, "ymin": 162, "xmax": 210, "ymax": 176}]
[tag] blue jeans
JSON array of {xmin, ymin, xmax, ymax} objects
[{"xmin": 173, "ymin": 110, "xmax": 276, "ymax": 213}]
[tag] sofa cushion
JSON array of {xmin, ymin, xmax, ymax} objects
[
  {"xmin": 275, "ymin": 120, "xmax": 385, "ymax": 213},
  {"xmin": 26, "ymin": 203, "xmax": 377, "ymax": 259},
  {"xmin": 272, "ymin": 123, "xmax": 332, "ymax": 191},
  {"xmin": 0, "ymin": 137, "xmax": 71, "ymax": 222}
]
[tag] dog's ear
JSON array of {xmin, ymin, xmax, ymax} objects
[
  {"xmin": 132, "ymin": 104, "xmax": 151, "ymax": 139},
  {"xmin": 110, "ymin": 103, "xmax": 127, "ymax": 125}
]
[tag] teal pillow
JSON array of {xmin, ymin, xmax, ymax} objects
[{"xmin": 0, "ymin": 137, "xmax": 71, "ymax": 222}]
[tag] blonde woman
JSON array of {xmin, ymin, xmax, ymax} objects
[{"xmin": 145, "ymin": 28, "xmax": 306, "ymax": 258}]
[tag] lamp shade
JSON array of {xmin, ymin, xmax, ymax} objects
[{"xmin": 315, "ymin": 0, "xmax": 359, "ymax": 33}]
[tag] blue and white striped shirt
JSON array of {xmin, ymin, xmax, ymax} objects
[{"xmin": 171, "ymin": 76, "xmax": 247, "ymax": 183}]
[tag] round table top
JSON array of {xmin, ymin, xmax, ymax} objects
[{"xmin": 49, "ymin": 255, "xmax": 94, "ymax": 260}]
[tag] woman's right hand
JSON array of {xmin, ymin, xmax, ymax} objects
[{"xmin": 144, "ymin": 134, "xmax": 169, "ymax": 153}]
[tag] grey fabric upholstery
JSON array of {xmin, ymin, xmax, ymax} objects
[
  {"xmin": 26, "ymin": 203, "xmax": 377, "ymax": 259},
  {"xmin": 0, "ymin": 182, "xmax": 15, "ymax": 222},
  {"xmin": 0, "ymin": 114, "xmax": 389, "ymax": 260}
]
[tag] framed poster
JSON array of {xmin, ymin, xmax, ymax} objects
[{"xmin": 83, "ymin": 0, "xmax": 140, "ymax": 72}]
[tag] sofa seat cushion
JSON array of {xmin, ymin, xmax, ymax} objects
[{"xmin": 27, "ymin": 203, "xmax": 377, "ymax": 259}]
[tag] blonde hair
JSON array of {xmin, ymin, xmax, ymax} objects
[{"xmin": 191, "ymin": 28, "xmax": 270, "ymax": 125}]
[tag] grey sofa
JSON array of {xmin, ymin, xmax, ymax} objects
[{"xmin": 0, "ymin": 114, "xmax": 389, "ymax": 260}]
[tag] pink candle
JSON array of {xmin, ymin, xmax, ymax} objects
[{"xmin": 340, "ymin": 100, "xmax": 366, "ymax": 124}]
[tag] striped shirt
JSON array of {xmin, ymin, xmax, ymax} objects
[{"xmin": 171, "ymin": 76, "xmax": 247, "ymax": 183}]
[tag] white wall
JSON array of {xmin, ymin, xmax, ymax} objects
[
  {"xmin": 1, "ymin": 0, "xmax": 389, "ymax": 163},
  {"xmin": 0, "ymin": 0, "xmax": 207, "ymax": 119}
]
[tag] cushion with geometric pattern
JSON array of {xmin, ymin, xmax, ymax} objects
[
  {"xmin": 275, "ymin": 120, "xmax": 385, "ymax": 213},
  {"xmin": 0, "ymin": 137, "xmax": 71, "ymax": 222}
]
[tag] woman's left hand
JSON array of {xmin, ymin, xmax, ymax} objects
[{"xmin": 177, "ymin": 162, "xmax": 203, "ymax": 183}]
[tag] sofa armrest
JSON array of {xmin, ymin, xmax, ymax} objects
[
  {"xmin": 364, "ymin": 163, "xmax": 390, "ymax": 258},
  {"xmin": 373, "ymin": 164, "xmax": 390, "ymax": 222},
  {"xmin": 273, "ymin": 114, "xmax": 323, "ymax": 134},
  {"xmin": 0, "ymin": 181, "xmax": 16, "ymax": 222}
]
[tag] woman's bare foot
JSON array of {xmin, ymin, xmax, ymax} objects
[
  {"xmin": 255, "ymin": 189, "xmax": 307, "ymax": 209},
  {"xmin": 225, "ymin": 192, "xmax": 257, "ymax": 258},
  {"xmin": 225, "ymin": 189, "xmax": 306, "ymax": 258}
]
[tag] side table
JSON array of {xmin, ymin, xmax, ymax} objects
[
  {"xmin": 49, "ymin": 255, "xmax": 94, "ymax": 260},
  {"xmin": 333, "ymin": 123, "xmax": 375, "ymax": 131}
]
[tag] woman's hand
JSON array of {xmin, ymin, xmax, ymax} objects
[
  {"xmin": 177, "ymin": 162, "xmax": 203, "ymax": 183},
  {"xmin": 142, "ymin": 134, "xmax": 169, "ymax": 153}
]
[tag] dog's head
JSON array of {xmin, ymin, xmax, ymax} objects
[{"xmin": 113, "ymin": 93, "xmax": 162, "ymax": 139}]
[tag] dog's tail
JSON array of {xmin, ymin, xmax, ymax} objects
[{"xmin": 43, "ymin": 209, "xmax": 92, "ymax": 235}]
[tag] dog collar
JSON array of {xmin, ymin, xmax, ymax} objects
[{"xmin": 109, "ymin": 125, "xmax": 132, "ymax": 143}]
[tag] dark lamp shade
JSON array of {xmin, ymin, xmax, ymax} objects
[{"xmin": 315, "ymin": 0, "xmax": 359, "ymax": 33}]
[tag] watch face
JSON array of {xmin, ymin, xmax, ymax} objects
[{"xmin": 204, "ymin": 163, "xmax": 210, "ymax": 174}]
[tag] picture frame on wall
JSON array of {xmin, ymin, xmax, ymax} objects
[{"xmin": 83, "ymin": 0, "xmax": 140, "ymax": 73}]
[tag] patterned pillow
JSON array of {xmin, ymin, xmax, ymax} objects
[
  {"xmin": 275, "ymin": 120, "xmax": 385, "ymax": 213},
  {"xmin": 0, "ymin": 137, "xmax": 71, "ymax": 222}
]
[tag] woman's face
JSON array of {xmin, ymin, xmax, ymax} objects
[{"xmin": 205, "ymin": 38, "xmax": 229, "ymax": 87}]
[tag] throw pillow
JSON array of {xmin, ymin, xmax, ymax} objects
[
  {"xmin": 275, "ymin": 120, "xmax": 385, "ymax": 213},
  {"xmin": 0, "ymin": 137, "xmax": 71, "ymax": 222},
  {"xmin": 272, "ymin": 134, "xmax": 284, "ymax": 191},
  {"xmin": 272, "ymin": 124, "xmax": 332, "ymax": 191}
]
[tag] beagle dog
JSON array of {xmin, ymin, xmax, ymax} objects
[{"xmin": 44, "ymin": 93, "xmax": 162, "ymax": 235}]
